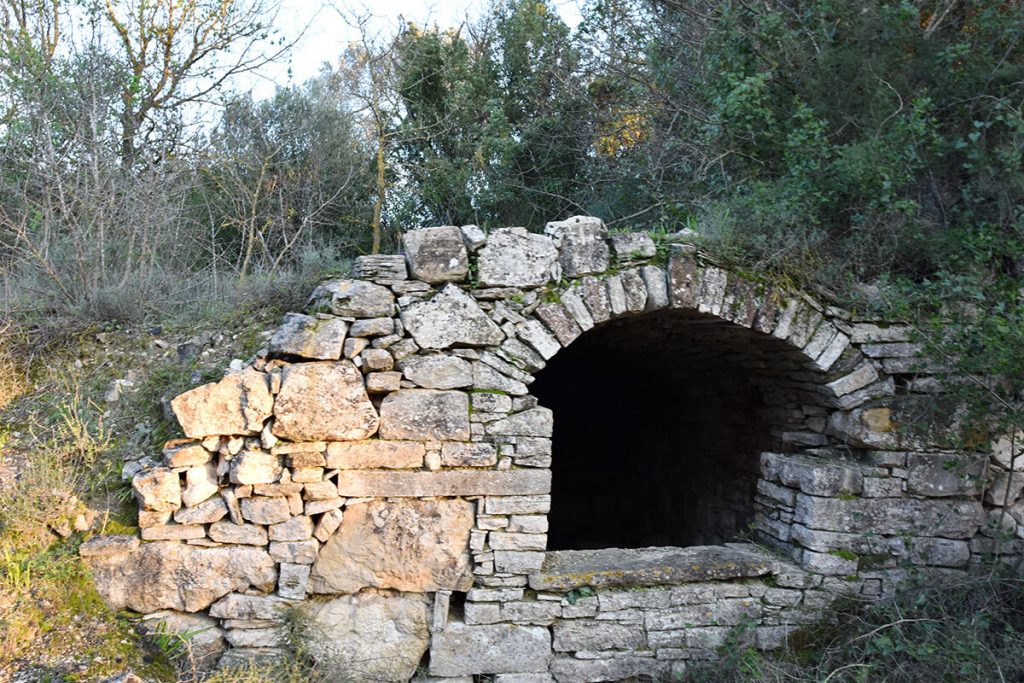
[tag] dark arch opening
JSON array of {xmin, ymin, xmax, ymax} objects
[{"xmin": 530, "ymin": 308, "xmax": 825, "ymax": 551}]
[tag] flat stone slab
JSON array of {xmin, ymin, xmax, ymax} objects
[{"xmin": 528, "ymin": 545, "xmax": 773, "ymax": 591}]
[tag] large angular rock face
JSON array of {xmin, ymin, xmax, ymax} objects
[
  {"xmin": 272, "ymin": 361, "xmax": 379, "ymax": 442},
  {"xmin": 309, "ymin": 499, "xmax": 474, "ymax": 594},
  {"xmin": 477, "ymin": 227, "xmax": 559, "ymax": 287},
  {"xmin": 82, "ymin": 539, "xmax": 276, "ymax": 613},
  {"xmin": 300, "ymin": 592, "xmax": 430, "ymax": 682},
  {"xmin": 171, "ymin": 368, "xmax": 273, "ymax": 438},
  {"xmin": 401, "ymin": 285, "xmax": 504, "ymax": 349}
]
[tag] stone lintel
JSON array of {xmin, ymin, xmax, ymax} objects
[{"xmin": 528, "ymin": 545, "xmax": 773, "ymax": 591}]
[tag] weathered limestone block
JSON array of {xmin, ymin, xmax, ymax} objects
[
  {"xmin": 308, "ymin": 279, "xmax": 395, "ymax": 317},
  {"xmin": 610, "ymin": 231, "xmax": 656, "ymax": 260},
  {"xmin": 269, "ymin": 515, "xmax": 313, "ymax": 542},
  {"xmin": 534, "ymin": 303, "xmax": 582, "ymax": 347},
  {"xmin": 83, "ymin": 540, "xmax": 276, "ymax": 613},
  {"xmin": 827, "ymin": 406, "xmax": 898, "ymax": 449},
  {"xmin": 400, "ymin": 354, "xmax": 473, "ymax": 389},
  {"xmin": 473, "ymin": 362, "xmax": 528, "ymax": 395},
  {"xmin": 478, "ymin": 228, "xmax": 559, "ymax": 288},
  {"xmin": 559, "ymin": 288, "xmax": 595, "ymax": 331},
  {"xmin": 619, "ymin": 268, "xmax": 648, "ymax": 312},
  {"xmin": 268, "ymin": 313, "xmax": 347, "ymax": 360},
  {"xmin": 162, "ymin": 440, "xmax": 211, "ymax": 468},
  {"xmin": 906, "ymin": 452, "xmax": 986, "ymax": 497},
  {"xmin": 301, "ymin": 592, "xmax": 430, "ymax": 682},
  {"xmin": 230, "ymin": 451, "xmax": 282, "ymax": 485},
  {"xmin": 379, "ymin": 389, "xmax": 470, "ymax": 440},
  {"xmin": 515, "ymin": 320, "xmax": 561, "ymax": 360},
  {"xmin": 429, "ymin": 623, "xmax": 552, "ymax": 676},
  {"xmin": 985, "ymin": 471, "xmax": 1024, "ymax": 505},
  {"xmin": 404, "ymin": 225, "xmax": 469, "ymax": 283},
  {"xmin": 140, "ymin": 611, "xmax": 226, "ymax": 670},
  {"xmin": 354, "ymin": 254, "xmax": 408, "ymax": 280},
  {"xmin": 668, "ymin": 250, "xmax": 699, "ymax": 309},
  {"xmin": 133, "ymin": 467, "xmax": 181, "ymax": 512},
  {"xmin": 278, "ymin": 562, "xmax": 311, "ymax": 600},
  {"xmin": 402, "ymin": 285, "xmax": 504, "ymax": 349},
  {"xmin": 550, "ymin": 657, "xmax": 674, "ymax": 683},
  {"xmin": 488, "ymin": 408, "xmax": 554, "ymax": 437},
  {"xmin": 529, "ymin": 546, "xmax": 772, "ymax": 591},
  {"xmin": 325, "ymin": 440, "xmax": 425, "ymax": 469},
  {"xmin": 824, "ymin": 362, "xmax": 879, "ymax": 398},
  {"xmin": 272, "ymin": 361, "xmax": 379, "ymax": 442},
  {"xmin": 441, "ymin": 442, "xmax": 497, "ymax": 467},
  {"xmin": 365, "ymin": 371, "xmax": 402, "ymax": 394},
  {"xmin": 309, "ymin": 499, "xmax": 474, "ymax": 594},
  {"xmin": 174, "ymin": 496, "xmax": 227, "ymax": 525},
  {"xmin": 269, "ymin": 539, "xmax": 319, "ymax": 564},
  {"xmin": 172, "ymin": 368, "xmax": 273, "ymax": 438},
  {"xmin": 140, "ymin": 524, "xmax": 206, "ymax": 541},
  {"xmin": 793, "ymin": 494, "xmax": 984, "ymax": 538},
  {"xmin": 552, "ymin": 619, "xmax": 645, "ymax": 652},
  {"xmin": 580, "ymin": 276, "xmax": 611, "ymax": 322},
  {"xmin": 889, "ymin": 537, "xmax": 970, "ymax": 567},
  {"xmin": 760, "ymin": 452, "xmax": 863, "ymax": 496},
  {"xmin": 349, "ymin": 317, "xmax": 394, "ymax": 337},
  {"xmin": 335, "ymin": 469, "xmax": 551, "ymax": 497},
  {"xmin": 240, "ymin": 496, "xmax": 291, "ymax": 525},
  {"xmin": 208, "ymin": 521, "xmax": 268, "ymax": 545},
  {"xmin": 992, "ymin": 431, "xmax": 1024, "ymax": 471},
  {"xmin": 640, "ymin": 265, "xmax": 669, "ymax": 310},
  {"xmin": 460, "ymin": 224, "xmax": 487, "ymax": 250},
  {"xmin": 360, "ymin": 348, "xmax": 394, "ymax": 371},
  {"xmin": 209, "ymin": 593, "xmax": 290, "ymax": 620},
  {"xmin": 544, "ymin": 216, "xmax": 609, "ymax": 277},
  {"xmin": 179, "ymin": 463, "xmax": 217, "ymax": 507}
]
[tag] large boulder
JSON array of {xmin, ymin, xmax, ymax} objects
[
  {"xmin": 300, "ymin": 592, "xmax": 431, "ymax": 682},
  {"xmin": 401, "ymin": 285, "xmax": 504, "ymax": 349},
  {"xmin": 171, "ymin": 368, "xmax": 273, "ymax": 438},
  {"xmin": 477, "ymin": 227, "xmax": 559, "ymax": 287},
  {"xmin": 309, "ymin": 499, "xmax": 474, "ymax": 594},
  {"xmin": 81, "ymin": 538, "xmax": 276, "ymax": 613},
  {"xmin": 272, "ymin": 361, "xmax": 379, "ymax": 442}
]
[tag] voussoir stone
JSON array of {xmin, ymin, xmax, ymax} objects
[
  {"xmin": 309, "ymin": 499, "xmax": 474, "ymax": 594},
  {"xmin": 544, "ymin": 215, "xmax": 609, "ymax": 277},
  {"xmin": 272, "ymin": 361, "xmax": 379, "ymax": 442},
  {"xmin": 308, "ymin": 279, "xmax": 395, "ymax": 317},
  {"xmin": 83, "ymin": 541, "xmax": 276, "ymax": 613},
  {"xmin": 171, "ymin": 368, "xmax": 273, "ymax": 438},
  {"xmin": 268, "ymin": 313, "xmax": 347, "ymax": 360},
  {"xmin": 478, "ymin": 227, "xmax": 559, "ymax": 288},
  {"xmin": 401, "ymin": 285, "xmax": 504, "ymax": 349},
  {"xmin": 379, "ymin": 389, "xmax": 469, "ymax": 441},
  {"xmin": 404, "ymin": 225, "xmax": 469, "ymax": 283},
  {"xmin": 399, "ymin": 354, "xmax": 473, "ymax": 389},
  {"xmin": 301, "ymin": 592, "xmax": 430, "ymax": 682}
]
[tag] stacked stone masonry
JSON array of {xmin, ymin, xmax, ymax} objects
[{"xmin": 81, "ymin": 216, "xmax": 1022, "ymax": 682}]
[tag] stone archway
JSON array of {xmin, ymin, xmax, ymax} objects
[{"xmin": 82, "ymin": 217, "xmax": 995, "ymax": 682}]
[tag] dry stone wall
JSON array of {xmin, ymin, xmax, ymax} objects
[{"xmin": 80, "ymin": 217, "xmax": 1021, "ymax": 682}]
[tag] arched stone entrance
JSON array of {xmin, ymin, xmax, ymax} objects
[{"xmin": 81, "ymin": 217, "xmax": 998, "ymax": 682}]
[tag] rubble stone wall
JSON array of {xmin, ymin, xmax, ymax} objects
[{"xmin": 80, "ymin": 217, "xmax": 1020, "ymax": 682}]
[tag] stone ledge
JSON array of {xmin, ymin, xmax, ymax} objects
[{"xmin": 528, "ymin": 545, "xmax": 774, "ymax": 591}]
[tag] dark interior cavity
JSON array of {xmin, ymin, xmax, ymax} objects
[{"xmin": 530, "ymin": 309, "xmax": 818, "ymax": 551}]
